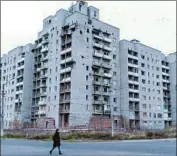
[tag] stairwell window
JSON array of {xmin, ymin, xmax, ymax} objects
[{"xmin": 86, "ymin": 66, "xmax": 89, "ymax": 71}]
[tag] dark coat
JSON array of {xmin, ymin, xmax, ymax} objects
[{"xmin": 52, "ymin": 132, "xmax": 61, "ymax": 147}]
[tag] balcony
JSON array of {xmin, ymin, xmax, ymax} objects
[
  {"xmin": 92, "ymin": 100, "xmax": 102, "ymax": 105},
  {"xmin": 128, "ymin": 79, "xmax": 139, "ymax": 85},
  {"xmin": 162, "ymin": 79, "xmax": 170, "ymax": 83},
  {"xmin": 60, "ymin": 88, "xmax": 71, "ymax": 93},
  {"xmin": 60, "ymin": 77, "xmax": 71, "ymax": 83},
  {"xmin": 38, "ymin": 100, "xmax": 47, "ymax": 106},
  {"xmin": 103, "ymin": 54, "xmax": 111, "ymax": 60},
  {"xmin": 102, "ymin": 92, "xmax": 110, "ymax": 96},
  {"xmin": 102, "ymin": 82, "xmax": 111, "ymax": 87},
  {"xmin": 37, "ymin": 43, "xmax": 42, "ymax": 48},
  {"xmin": 162, "ymin": 65, "xmax": 169, "ymax": 69},
  {"xmin": 59, "ymin": 108, "xmax": 70, "ymax": 114},
  {"xmin": 128, "ymin": 54, "xmax": 138, "ymax": 60},
  {"xmin": 38, "ymin": 110, "xmax": 46, "ymax": 115},
  {"xmin": 41, "ymin": 39, "xmax": 49, "ymax": 45},
  {"xmin": 93, "ymin": 110, "xmax": 103, "ymax": 114},
  {"xmin": 61, "ymin": 47, "xmax": 72, "ymax": 55},
  {"xmin": 41, "ymin": 64, "xmax": 48, "ymax": 69},
  {"xmin": 36, "ymin": 68, "xmax": 41, "ymax": 72},
  {"xmin": 92, "ymin": 61, "xmax": 102, "ymax": 67},
  {"xmin": 128, "ymin": 71, "xmax": 139, "ymax": 77},
  {"xmin": 93, "ymin": 34, "xmax": 103, "ymax": 40},
  {"xmin": 40, "ymin": 92, "xmax": 47, "ymax": 97},
  {"xmin": 129, "ymin": 97, "xmax": 140, "ymax": 102},
  {"xmin": 92, "ymin": 80, "xmax": 102, "ymax": 85},
  {"xmin": 41, "ymin": 47, "xmax": 48, "ymax": 53},
  {"xmin": 40, "ymin": 73, "xmax": 47, "ymax": 79},
  {"xmin": 103, "ymin": 73, "xmax": 112, "ymax": 78},
  {"xmin": 60, "ymin": 57, "xmax": 74, "ymax": 64},
  {"xmin": 16, "ymin": 90, "xmax": 23, "ymax": 94},
  {"xmin": 93, "ymin": 90, "xmax": 102, "ymax": 95},
  {"xmin": 102, "ymin": 46, "xmax": 112, "ymax": 52},
  {"xmin": 93, "ymin": 71, "xmax": 104, "ymax": 76},
  {"xmin": 41, "ymin": 83, "xmax": 47, "ymax": 88},
  {"xmin": 60, "ymin": 67, "xmax": 72, "ymax": 74},
  {"xmin": 60, "ymin": 99, "xmax": 70, "ymax": 104},
  {"xmin": 162, "ymin": 72, "xmax": 169, "ymax": 76},
  {"xmin": 129, "ymin": 88, "xmax": 139, "ymax": 93},
  {"xmin": 103, "ymin": 37, "xmax": 112, "ymax": 43},
  {"xmin": 164, "ymin": 117, "xmax": 172, "ymax": 121},
  {"xmin": 16, "ymin": 81, "xmax": 23, "ymax": 86},
  {"xmin": 41, "ymin": 56, "xmax": 48, "ymax": 61},
  {"xmin": 93, "ymin": 52, "xmax": 102, "ymax": 58},
  {"xmin": 17, "ymin": 65, "xmax": 25, "ymax": 70},
  {"xmin": 102, "ymin": 63, "xmax": 111, "ymax": 69},
  {"xmin": 128, "ymin": 63, "xmax": 138, "ymax": 68},
  {"xmin": 93, "ymin": 43, "xmax": 102, "ymax": 49}
]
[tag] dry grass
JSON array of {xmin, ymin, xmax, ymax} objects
[{"xmin": 3, "ymin": 126, "xmax": 176, "ymax": 141}]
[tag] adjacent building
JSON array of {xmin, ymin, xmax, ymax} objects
[
  {"xmin": 31, "ymin": 1, "xmax": 120, "ymax": 130},
  {"xmin": 167, "ymin": 52, "xmax": 176, "ymax": 126},
  {"xmin": 1, "ymin": 44, "xmax": 34, "ymax": 129},
  {"xmin": 119, "ymin": 39, "xmax": 172, "ymax": 130}
]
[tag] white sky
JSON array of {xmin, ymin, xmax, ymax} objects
[{"xmin": 1, "ymin": 1, "xmax": 176, "ymax": 55}]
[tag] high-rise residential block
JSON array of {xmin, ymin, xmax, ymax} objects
[{"xmin": 1, "ymin": 44, "xmax": 34, "ymax": 129}]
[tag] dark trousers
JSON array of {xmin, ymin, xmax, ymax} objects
[{"xmin": 50, "ymin": 145, "xmax": 62, "ymax": 153}]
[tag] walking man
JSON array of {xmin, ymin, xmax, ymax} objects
[{"xmin": 49, "ymin": 129, "xmax": 62, "ymax": 155}]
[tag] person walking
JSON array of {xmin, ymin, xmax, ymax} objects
[{"xmin": 49, "ymin": 129, "xmax": 62, "ymax": 155}]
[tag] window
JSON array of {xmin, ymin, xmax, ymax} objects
[
  {"xmin": 141, "ymin": 63, "xmax": 145, "ymax": 67},
  {"xmin": 141, "ymin": 71, "xmax": 145, "ymax": 76},
  {"xmin": 113, "ymin": 98, "xmax": 116, "ymax": 102},
  {"xmin": 142, "ymin": 104, "xmax": 146, "ymax": 109},
  {"xmin": 87, "ymin": 29, "xmax": 89, "ymax": 33},
  {"xmin": 86, "ymin": 75, "xmax": 88, "ymax": 80},
  {"xmin": 141, "ymin": 55, "xmax": 145, "ymax": 59},
  {"xmin": 149, "ymin": 96, "xmax": 151, "ymax": 100},
  {"xmin": 148, "ymin": 88, "xmax": 150, "ymax": 92},
  {"xmin": 143, "ymin": 95, "xmax": 146, "ymax": 100},
  {"xmin": 56, "ymin": 67, "xmax": 58, "ymax": 72},
  {"xmin": 54, "ymin": 96, "xmax": 57, "ymax": 100},
  {"xmin": 86, "ymin": 66, "xmax": 89, "ymax": 71},
  {"xmin": 113, "ymin": 54, "xmax": 116, "ymax": 59},
  {"xmin": 154, "ymin": 113, "xmax": 156, "ymax": 118},
  {"xmin": 157, "ymin": 113, "xmax": 162, "ymax": 118},
  {"xmin": 86, "ymin": 85, "xmax": 88, "ymax": 90},
  {"xmin": 86, "ymin": 95, "xmax": 88, "ymax": 100},
  {"xmin": 56, "ymin": 40, "xmax": 58, "ymax": 44},
  {"xmin": 148, "ymin": 80, "xmax": 150, "ymax": 84},
  {"xmin": 156, "ymin": 75, "xmax": 159, "ymax": 79},
  {"xmin": 142, "ymin": 79, "xmax": 146, "ymax": 84},
  {"xmin": 149, "ymin": 113, "xmax": 152, "ymax": 117},
  {"xmin": 55, "ymin": 86, "xmax": 57, "ymax": 91},
  {"xmin": 142, "ymin": 87, "xmax": 146, "ymax": 92},
  {"xmin": 50, "ymin": 69, "xmax": 52, "ymax": 74},
  {"xmin": 113, "ymin": 72, "xmax": 116, "ymax": 76},
  {"xmin": 156, "ymin": 67, "xmax": 160, "ymax": 71},
  {"xmin": 157, "ymin": 82, "xmax": 160, "ymax": 86},
  {"xmin": 114, "ymin": 107, "xmax": 117, "ymax": 112},
  {"xmin": 149, "ymin": 104, "xmax": 151, "ymax": 109},
  {"xmin": 94, "ymin": 11, "xmax": 96, "ymax": 17},
  {"xmin": 87, "ymin": 38, "xmax": 89, "ymax": 42},
  {"xmin": 143, "ymin": 112, "xmax": 147, "ymax": 117}
]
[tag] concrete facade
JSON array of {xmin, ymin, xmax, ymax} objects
[
  {"xmin": 119, "ymin": 39, "xmax": 172, "ymax": 130},
  {"xmin": 31, "ymin": 1, "xmax": 120, "ymax": 129},
  {"xmin": 1, "ymin": 44, "xmax": 34, "ymax": 129}
]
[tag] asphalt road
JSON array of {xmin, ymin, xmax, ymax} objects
[{"xmin": 1, "ymin": 138, "xmax": 176, "ymax": 156}]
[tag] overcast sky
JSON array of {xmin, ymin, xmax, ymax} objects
[{"xmin": 1, "ymin": 1, "xmax": 176, "ymax": 55}]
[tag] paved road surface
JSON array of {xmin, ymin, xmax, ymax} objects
[{"xmin": 1, "ymin": 138, "xmax": 176, "ymax": 156}]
